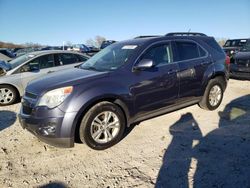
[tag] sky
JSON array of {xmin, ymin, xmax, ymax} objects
[{"xmin": 0, "ymin": 0, "xmax": 249, "ymax": 46}]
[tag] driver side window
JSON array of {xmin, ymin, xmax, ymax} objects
[
  {"xmin": 142, "ymin": 43, "xmax": 173, "ymax": 67},
  {"xmin": 20, "ymin": 54, "xmax": 55, "ymax": 72}
]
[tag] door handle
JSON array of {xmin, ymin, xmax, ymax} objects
[{"xmin": 47, "ymin": 71, "xmax": 55, "ymax": 74}]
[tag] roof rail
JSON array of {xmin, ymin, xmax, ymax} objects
[
  {"xmin": 134, "ymin": 35, "xmax": 161, "ymax": 39},
  {"xmin": 165, "ymin": 32, "xmax": 207, "ymax": 37}
]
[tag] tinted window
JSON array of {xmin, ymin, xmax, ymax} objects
[
  {"xmin": 198, "ymin": 46, "xmax": 207, "ymax": 57},
  {"xmin": 203, "ymin": 38, "xmax": 223, "ymax": 53},
  {"xmin": 28, "ymin": 54, "xmax": 55, "ymax": 69},
  {"xmin": 176, "ymin": 42, "xmax": 199, "ymax": 61},
  {"xmin": 58, "ymin": 53, "xmax": 78, "ymax": 65},
  {"xmin": 142, "ymin": 43, "xmax": 173, "ymax": 66}
]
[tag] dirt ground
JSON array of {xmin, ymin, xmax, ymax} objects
[{"xmin": 0, "ymin": 79, "xmax": 250, "ymax": 188}]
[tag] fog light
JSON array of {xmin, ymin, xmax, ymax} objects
[{"xmin": 39, "ymin": 123, "xmax": 56, "ymax": 136}]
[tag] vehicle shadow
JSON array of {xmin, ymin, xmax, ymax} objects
[
  {"xmin": 155, "ymin": 94, "xmax": 250, "ymax": 188},
  {"xmin": 0, "ymin": 110, "xmax": 17, "ymax": 131},
  {"xmin": 38, "ymin": 181, "xmax": 68, "ymax": 188},
  {"xmin": 155, "ymin": 113, "xmax": 202, "ymax": 188},
  {"xmin": 193, "ymin": 94, "xmax": 250, "ymax": 187}
]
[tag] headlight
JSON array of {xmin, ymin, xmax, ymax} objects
[{"xmin": 37, "ymin": 86, "xmax": 73, "ymax": 108}]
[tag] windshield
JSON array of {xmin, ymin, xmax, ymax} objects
[
  {"xmin": 80, "ymin": 43, "xmax": 138, "ymax": 71},
  {"xmin": 8, "ymin": 54, "xmax": 31, "ymax": 69}
]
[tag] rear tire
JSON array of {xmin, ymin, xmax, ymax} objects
[
  {"xmin": 79, "ymin": 101, "xmax": 126, "ymax": 150},
  {"xmin": 199, "ymin": 77, "xmax": 224, "ymax": 111},
  {"xmin": 0, "ymin": 85, "xmax": 18, "ymax": 106}
]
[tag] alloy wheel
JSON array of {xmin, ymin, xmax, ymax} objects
[
  {"xmin": 0, "ymin": 88, "xmax": 14, "ymax": 105},
  {"xmin": 208, "ymin": 85, "xmax": 222, "ymax": 107},
  {"xmin": 90, "ymin": 111, "xmax": 120, "ymax": 144}
]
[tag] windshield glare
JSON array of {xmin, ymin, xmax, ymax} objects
[
  {"xmin": 8, "ymin": 54, "xmax": 31, "ymax": 69},
  {"xmin": 80, "ymin": 43, "xmax": 138, "ymax": 71}
]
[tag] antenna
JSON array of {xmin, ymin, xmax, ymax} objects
[{"xmin": 188, "ymin": 29, "xmax": 191, "ymax": 33}]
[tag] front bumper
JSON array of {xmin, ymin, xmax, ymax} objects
[{"xmin": 18, "ymin": 104, "xmax": 77, "ymax": 148}]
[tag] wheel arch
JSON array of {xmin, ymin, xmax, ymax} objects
[
  {"xmin": 210, "ymin": 72, "xmax": 227, "ymax": 91},
  {"xmin": 71, "ymin": 95, "xmax": 130, "ymax": 143}
]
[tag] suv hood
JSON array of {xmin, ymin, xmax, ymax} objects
[{"xmin": 26, "ymin": 68, "xmax": 109, "ymax": 95}]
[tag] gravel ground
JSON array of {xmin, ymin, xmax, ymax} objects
[{"xmin": 0, "ymin": 79, "xmax": 250, "ymax": 188}]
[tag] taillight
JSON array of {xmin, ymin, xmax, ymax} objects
[{"xmin": 225, "ymin": 55, "xmax": 230, "ymax": 65}]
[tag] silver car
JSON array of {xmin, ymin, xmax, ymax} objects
[{"xmin": 0, "ymin": 50, "xmax": 88, "ymax": 106}]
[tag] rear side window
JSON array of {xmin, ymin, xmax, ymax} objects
[
  {"xmin": 175, "ymin": 42, "xmax": 200, "ymax": 61},
  {"xmin": 58, "ymin": 53, "xmax": 78, "ymax": 65}
]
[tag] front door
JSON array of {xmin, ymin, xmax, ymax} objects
[
  {"xmin": 131, "ymin": 42, "xmax": 179, "ymax": 118},
  {"xmin": 20, "ymin": 54, "xmax": 57, "ymax": 89}
]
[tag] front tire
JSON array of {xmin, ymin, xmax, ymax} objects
[
  {"xmin": 0, "ymin": 85, "xmax": 18, "ymax": 106},
  {"xmin": 79, "ymin": 101, "xmax": 126, "ymax": 150},
  {"xmin": 199, "ymin": 78, "xmax": 224, "ymax": 111}
]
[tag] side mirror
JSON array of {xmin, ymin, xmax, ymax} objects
[
  {"xmin": 21, "ymin": 63, "xmax": 39, "ymax": 72},
  {"xmin": 29, "ymin": 64, "xmax": 40, "ymax": 72},
  {"xmin": 134, "ymin": 59, "xmax": 155, "ymax": 71}
]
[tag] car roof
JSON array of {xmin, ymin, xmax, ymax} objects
[
  {"xmin": 120, "ymin": 35, "xmax": 212, "ymax": 46},
  {"xmin": 27, "ymin": 50, "xmax": 89, "ymax": 57},
  {"xmin": 226, "ymin": 38, "xmax": 250, "ymax": 41}
]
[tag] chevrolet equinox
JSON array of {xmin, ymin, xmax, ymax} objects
[{"xmin": 19, "ymin": 32, "xmax": 229, "ymax": 150}]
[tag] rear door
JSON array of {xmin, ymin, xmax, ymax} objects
[{"xmin": 174, "ymin": 40, "xmax": 211, "ymax": 101}]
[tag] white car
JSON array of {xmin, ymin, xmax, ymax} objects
[{"xmin": 0, "ymin": 50, "xmax": 88, "ymax": 105}]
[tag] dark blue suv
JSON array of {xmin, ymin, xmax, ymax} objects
[{"xmin": 19, "ymin": 33, "xmax": 228, "ymax": 150}]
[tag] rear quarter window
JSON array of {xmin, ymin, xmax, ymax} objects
[{"xmin": 203, "ymin": 38, "xmax": 223, "ymax": 53}]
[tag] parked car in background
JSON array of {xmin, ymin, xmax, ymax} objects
[
  {"xmin": 41, "ymin": 46, "xmax": 62, "ymax": 51},
  {"xmin": 14, "ymin": 47, "xmax": 39, "ymax": 57},
  {"xmin": 0, "ymin": 48, "xmax": 16, "ymax": 62},
  {"xmin": 86, "ymin": 45, "xmax": 100, "ymax": 52},
  {"xmin": 230, "ymin": 41, "xmax": 250, "ymax": 79},
  {"xmin": 223, "ymin": 38, "xmax": 250, "ymax": 57},
  {"xmin": 0, "ymin": 50, "xmax": 89, "ymax": 105},
  {"xmin": 72, "ymin": 44, "xmax": 91, "ymax": 53},
  {"xmin": 100, "ymin": 40, "xmax": 116, "ymax": 49},
  {"xmin": 19, "ymin": 32, "xmax": 228, "ymax": 150},
  {"xmin": 12, "ymin": 47, "xmax": 24, "ymax": 54}
]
